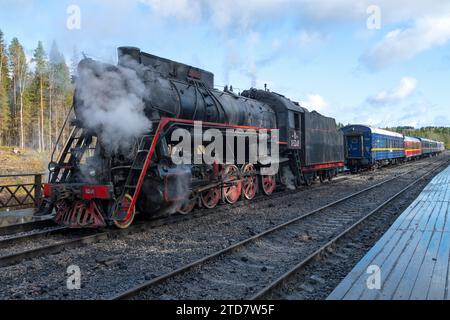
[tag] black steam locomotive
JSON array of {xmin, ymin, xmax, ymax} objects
[{"xmin": 38, "ymin": 47, "xmax": 344, "ymax": 229}]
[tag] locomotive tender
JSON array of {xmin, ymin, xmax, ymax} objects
[{"xmin": 38, "ymin": 47, "xmax": 344, "ymax": 229}]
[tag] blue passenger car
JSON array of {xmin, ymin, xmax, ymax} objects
[
  {"xmin": 341, "ymin": 125, "xmax": 405, "ymax": 172},
  {"xmin": 418, "ymin": 138, "xmax": 442, "ymax": 156}
]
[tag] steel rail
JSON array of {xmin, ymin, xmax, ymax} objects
[
  {"xmin": 0, "ymin": 226, "xmax": 68, "ymax": 249},
  {"xmin": 0, "ymin": 232, "xmax": 109, "ymax": 268},
  {"xmin": 110, "ymin": 157, "xmax": 448, "ymax": 300},
  {"xmin": 0, "ymin": 219, "xmax": 57, "ymax": 237}
]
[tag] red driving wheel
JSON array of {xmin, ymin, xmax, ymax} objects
[
  {"xmin": 177, "ymin": 197, "xmax": 196, "ymax": 215},
  {"xmin": 261, "ymin": 174, "xmax": 276, "ymax": 196},
  {"xmin": 241, "ymin": 164, "xmax": 258, "ymax": 200},
  {"xmin": 201, "ymin": 187, "xmax": 221, "ymax": 209},
  {"xmin": 222, "ymin": 165, "xmax": 242, "ymax": 204},
  {"xmin": 113, "ymin": 194, "xmax": 135, "ymax": 229}
]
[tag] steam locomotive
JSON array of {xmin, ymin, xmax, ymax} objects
[{"xmin": 37, "ymin": 47, "xmax": 344, "ymax": 229}]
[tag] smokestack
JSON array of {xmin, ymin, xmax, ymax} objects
[{"xmin": 118, "ymin": 47, "xmax": 141, "ymax": 66}]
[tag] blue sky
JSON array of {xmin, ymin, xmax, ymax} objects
[{"xmin": 1, "ymin": 0, "xmax": 449, "ymax": 127}]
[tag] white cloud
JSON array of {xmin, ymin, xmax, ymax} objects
[
  {"xmin": 139, "ymin": 0, "xmax": 450, "ymax": 70},
  {"xmin": 301, "ymin": 94, "xmax": 329, "ymax": 112},
  {"xmin": 362, "ymin": 15, "xmax": 450, "ymax": 70},
  {"xmin": 298, "ymin": 0, "xmax": 450, "ymax": 24},
  {"xmin": 340, "ymin": 99, "xmax": 438, "ymax": 129},
  {"xmin": 140, "ymin": 0, "xmax": 287, "ymax": 30},
  {"xmin": 298, "ymin": 30, "xmax": 325, "ymax": 47},
  {"xmin": 139, "ymin": 0, "xmax": 450, "ymax": 29},
  {"xmin": 373, "ymin": 100, "xmax": 438, "ymax": 128},
  {"xmin": 199, "ymin": 0, "xmax": 287, "ymax": 31},
  {"xmin": 139, "ymin": 0, "xmax": 202, "ymax": 21},
  {"xmin": 368, "ymin": 77, "xmax": 417, "ymax": 105}
]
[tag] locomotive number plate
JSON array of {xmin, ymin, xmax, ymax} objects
[{"xmin": 289, "ymin": 130, "xmax": 301, "ymax": 149}]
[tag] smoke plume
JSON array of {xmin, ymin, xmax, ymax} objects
[
  {"xmin": 75, "ymin": 58, "xmax": 152, "ymax": 154},
  {"xmin": 281, "ymin": 165, "xmax": 296, "ymax": 190}
]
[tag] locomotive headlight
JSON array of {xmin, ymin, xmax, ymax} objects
[
  {"xmin": 48, "ymin": 162, "xmax": 58, "ymax": 173},
  {"xmin": 89, "ymin": 169, "xmax": 96, "ymax": 177}
]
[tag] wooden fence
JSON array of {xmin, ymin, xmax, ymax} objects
[{"xmin": 0, "ymin": 173, "xmax": 45, "ymax": 211}]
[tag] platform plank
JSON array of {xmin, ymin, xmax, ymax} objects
[
  {"xmin": 409, "ymin": 231, "xmax": 441, "ymax": 299},
  {"xmin": 327, "ymin": 224, "xmax": 400, "ymax": 298},
  {"xmin": 427, "ymin": 231, "xmax": 450, "ymax": 299},
  {"xmin": 342, "ymin": 231, "xmax": 404, "ymax": 300},
  {"xmin": 397, "ymin": 200, "xmax": 429, "ymax": 231},
  {"xmin": 377, "ymin": 230, "xmax": 425, "ymax": 299},
  {"xmin": 328, "ymin": 164, "xmax": 450, "ymax": 300},
  {"xmin": 359, "ymin": 229, "xmax": 415, "ymax": 300}
]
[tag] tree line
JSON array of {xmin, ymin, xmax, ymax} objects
[
  {"xmin": 389, "ymin": 126, "xmax": 450, "ymax": 149},
  {"xmin": 0, "ymin": 29, "xmax": 76, "ymax": 152}
]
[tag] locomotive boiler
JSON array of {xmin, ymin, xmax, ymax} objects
[{"xmin": 37, "ymin": 47, "xmax": 344, "ymax": 229}]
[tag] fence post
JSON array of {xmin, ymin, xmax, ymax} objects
[{"xmin": 34, "ymin": 174, "xmax": 42, "ymax": 207}]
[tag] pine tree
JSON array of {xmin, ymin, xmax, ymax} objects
[
  {"xmin": 48, "ymin": 41, "xmax": 72, "ymax": 151},
  {"xmin": 70, "ymin": 46, "xmax": 80, "ymax": 77},
  {"xmin": 32, "ymin": 41, "xmax": 48, "ymax": 152},
  {"xmin": 0, "ymin": 31, "xmax": 75, "ymax": 151},
  {"xmin": 22, "ymin": 70, "xmax": 34, "ymax": 149},
  {"xmin": 9, "ymin": 37, "xmax": 29, "ymax": 148},
  {"xmin": 0, "ymin": 30, "xmax": 9, "ymax": 83},
  {"xmin": 0, "ymin": 78, "xmax": 10, "ymax": 145},
  {"xmin": 0, "ymin": 29, "xmax": 11, "ymax": 145}
]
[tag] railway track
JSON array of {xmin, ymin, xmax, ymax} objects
[
  {"xmin": 0, "ymin": 211, "xmax": 215, "ymax": 268},
  {"xmin": 0, "ymin": 156, "xmax": 443, "ymax": 271},
  {"xmin": 0, "ymin": 219, "xmax": 57, "ymax": 237},
  {"xmin": 110, "ymin": 156, "xmax": 449, "ymax": 300}
]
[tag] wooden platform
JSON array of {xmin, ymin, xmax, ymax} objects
[{"xmin": 328, "ymin": 164, "xmax": 450, "ymax": 300}]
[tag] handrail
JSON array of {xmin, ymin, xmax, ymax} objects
[{"xmin": 0, "ymin": 173, "xmax": 46, "ymax": 178}]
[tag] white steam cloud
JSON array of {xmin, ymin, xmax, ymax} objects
[
  {"xmin": 76, "ymin": 60, "xmax": 152, "ymax": 154},
  {"xmin": 281, "ymin": 166, "xmax": 296, "ymax": 190}
]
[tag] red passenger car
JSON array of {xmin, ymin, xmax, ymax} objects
[{"xmin": 404, "ymin": 136, "xmax": 422, "ymax": 160}]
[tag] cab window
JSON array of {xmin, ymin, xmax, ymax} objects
[{"xmin": 289, "ymin": 111, "xmax": 301, "ymax": 130}]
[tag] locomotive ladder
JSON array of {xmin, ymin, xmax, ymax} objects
[
  {"xmin": 112, "ymin": 133, "xmax": 156, "ymax": 223},
  {"xmin": 36, "ymin": 127, "xmax": 92, "ymax": 215},
  {"xmin": 51, "ymin": 127, "xmax": 93, "ymax": 183},
  {"xmin": 291, "ymin": 150, "xmax": 303, "ymax": 187}
]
